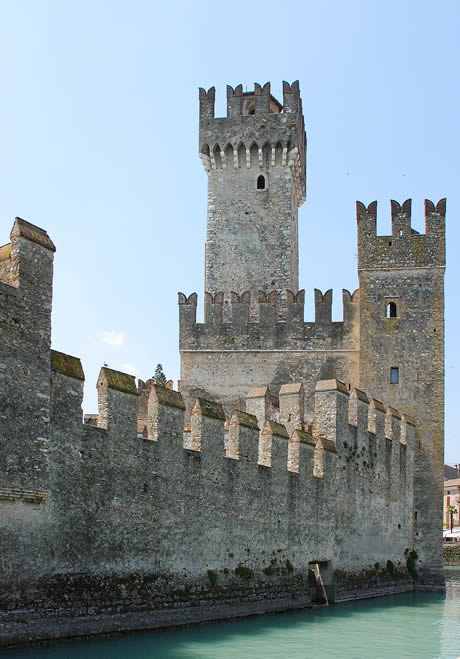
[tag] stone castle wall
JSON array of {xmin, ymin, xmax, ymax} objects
[
  {"xmin": 0, "ymin": 218, "xmax": 419, "ymax": 645},
  {"xmin": 179, "ymin": 288, "xmax": 360, "ymax": 419}
]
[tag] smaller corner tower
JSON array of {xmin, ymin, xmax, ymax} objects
[
  {"xmin": 357, "ymin": 198, "xmax": 446, "ymax": 584},
  {"xmin": 199, "ymin": 81, "xmax": 306, "ymax": 314}
]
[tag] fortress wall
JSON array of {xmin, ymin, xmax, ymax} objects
[
  {"xmin": 0, "ymin": 218, "xmax": 418, "ymax": 643},
  {"xmin": 1, "ymin": 362, "xmax": 417, "ymax": 636}
]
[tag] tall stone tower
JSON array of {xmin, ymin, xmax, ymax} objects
[
  {"xmin": 199, "ymin": 82, "xmax": 306, "ymax": 313},
  {"xmin": 357, "ymin": 198, "xmax": 446, "ymax": 584},
  {"xmin": 180, "ymin": 81, "xmax": 358, "ymax": 416}
]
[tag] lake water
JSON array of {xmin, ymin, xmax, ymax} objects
[{"xmin": 3, "ymin": 568, "xmax": 460, "ymax": 659}]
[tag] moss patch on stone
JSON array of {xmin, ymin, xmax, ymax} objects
[
  {"xmin": 51, "ymin": 350, "xmax": 85, "ymax": 381},
  {"xmin": 154, "ymin": 385, "xmax": 186, "ymax": 410},
  {"xmin": 267, "ymin": 421, "xmax": 289, "ymax": 438},
  {"xmin": 101, "ymin": 367, "xmax": 137, "ymax": 395},
  {"xmin": 233, "ymin": 410, "xmax": 259, "ymax": 430},
  {"xmin": 0, "ymin": 243, "xmax": 12, "ymax": 261},
  {"xmin": 197, "ymin": 398, "xmax": 225, "ymax": 420},
  {"xmin": 296, "ymin": 430, "xmax": 315, "ymax": 446}
]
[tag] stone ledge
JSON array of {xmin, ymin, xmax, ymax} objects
[
  {"xmin": 0, "ymin": 596, "xmax": 311, "ymax": 647},
  {"xmin": 0, "ymin": 487, "xmax": 48, "ymax": 504}
]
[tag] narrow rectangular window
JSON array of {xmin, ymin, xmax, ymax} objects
[{"xmin": 390, "ymin": 367, "xmax": 399, "ymax": 384}]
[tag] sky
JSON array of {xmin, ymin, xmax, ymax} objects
[{"xmin": 0, "ymin": 0, "xmax": 458, "ymax": 463}]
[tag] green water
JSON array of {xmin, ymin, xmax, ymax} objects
[{"xmin": 3, "ymin": 568, "xmax": 460, "ymax": 659}]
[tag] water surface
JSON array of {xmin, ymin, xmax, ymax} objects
[{"xmin": 3, "ymin": 568, "xmax": 460, "ymax": 659}]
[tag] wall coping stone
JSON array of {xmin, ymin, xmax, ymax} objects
[
  {"xmin": 98, "ymin": 367, "xmax": 138, "ymax": 395},
  {"xmin": 231, "ymin": 410, "xmax": 259, "ymax": 429},
  {"xmin": 153, "ymin": 384, "xmax": 186, "ymax": 410},
  {"xmin": 279, "ymin": 382, "xmax": 303, "ymax": 395},
  {"xmin": 195, "ymin": 398, "xmax": 226, "ymax": 420},
  {"xmin": 264, "ymin": 421, "xmax": 289, "ymax": 438},
  {"xmin": 292, "ymin": 429, "xmax": 315, "ymax": 446},
  {"xmin": 11, "ymin": 217, "xmax": 56, "ymax": 252},
  {"xmin": 51, "ymin": 350, "xmax": 85, "ymax": 381},
  {"xmin": 315, "ymin": 379, "xmax": 349, "ymax": 394}
]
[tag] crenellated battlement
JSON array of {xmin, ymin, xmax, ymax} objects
[
  {"xmin": 179, "ymin": 288, "xmax": 360, "ymax": 351},
  {"xmin": 199, "ymin": 82, "xmax": 306, "ymax": 207},
  {"xmin": 199, "ymin": 81, "xmax": 300, "ymax": 120},
  {"xmin": 46, "ymin": 344, "xmax": 415, "ymax": 484},
  {"xmin": 357, "ymin": 198, "xmax": 446, "ymax": 269}
]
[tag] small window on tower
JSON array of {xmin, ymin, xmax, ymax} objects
[
  {"xmin": 257, "ymin": 175, "xmax": 266, "ymax": 190},
  {"xmin": 390, "ymin": 367, "xmax": 399, "ymax": 384},
  {"xmin": 386, "ymin": 302, "xmax": 398, "ymax": 318}
]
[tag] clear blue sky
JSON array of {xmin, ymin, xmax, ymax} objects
[{"xmin": 0, "ymin": 0, "xmax": 458, "ymax": 463}]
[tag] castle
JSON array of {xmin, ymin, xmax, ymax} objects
[{"xmin": 0, "ymin": 81, "xmax": 446, "ymax": 646}]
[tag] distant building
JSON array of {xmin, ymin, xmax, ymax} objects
[
  {"xmin": 444, "ymin": 478, "xmax": 460, "ymax": 527},
  {"xmin": 444, "ymin": 464, "xmax": 459, "ymax": 480}
]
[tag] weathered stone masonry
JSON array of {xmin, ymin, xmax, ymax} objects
[
  {"xmin": 0, "ymin": 80, "xmax": 446, "ymax": 646},
  {"xmin": 0, "ymin": 219, "xmax": 431, "ymax": 645},
  {"xmin": 181, "ymin": 81, "xmax": 446, "ymax": 589}
]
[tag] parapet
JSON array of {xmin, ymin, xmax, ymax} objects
[
  {"xmin": 45, "ymin": 360, "xmax": 416, "ymax": 502},
  {"xmin": 313, "ymin": 378, "xmax": 415, "ymax": 452},
  {"xmin": 179, "ymin": 288, "xmax": 360, "ymax": 352},
  {"xmin": 51, "ymin": 350, "xmax": 85, "ymax": 380},
  {"xmin": 199, "ymin": 82, "xmax": 306, "ymax": 204},
  {"xmin": 199, "ymin": 81, "xmax": 299, "ymax": 120},
  {"xmin": 357, "ymin": 198, "xmax": 446, "ymax": 269}
]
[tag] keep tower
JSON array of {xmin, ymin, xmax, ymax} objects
[
  {"xmin": 357, "ymin": 198, "xmax": 446, "ymax": 584},
  {"xmin": 199, "ymin": 82, "xmax": 306, "ymax": 314}
]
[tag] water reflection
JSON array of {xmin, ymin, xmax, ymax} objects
[{"xmin": 3, "ymin": 569, "xmax": 460, "ymax": 659}]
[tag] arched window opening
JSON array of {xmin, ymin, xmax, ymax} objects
[
  {"xmin": 386, "ymin": 302, "xmax": 397, "ymax": 318},
  {"xmin": 248, "ymin": 104, "xmax": 256, "ymax": 115},
  {"xmin": 275, "ymin": 142, "xmax": 283, "ymax": 166},
  {"xmin": 257, "ymin": 175, "xmax": 265, "ymax": 190},
  {"xmin": 237, "ymin": 144, "xmax": 246, "ymax": 168},
  {"xmin": 213, "ymin": 144, "xmax": 222, "ymax": 169}
]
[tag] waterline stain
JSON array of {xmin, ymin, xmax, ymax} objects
[{"xmin": 4, "ymin": 568, "xmax": 460, "ymax": 659}]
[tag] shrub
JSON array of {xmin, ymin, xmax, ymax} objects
[
  {"xmin": 235, "ymin": 563, "xmax": 254, "ymax": 580},
  {"xmin": 207, "ymin": 570, "xmax": 218, "ymax": 586},
  {"xmin": 285, "ymin": 559, "xmax": 294, "ymax": 573}
]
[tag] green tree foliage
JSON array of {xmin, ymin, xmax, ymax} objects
[{"xmin": 153, "ymin": 363, "xmax": 167, "ymax": 386}]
